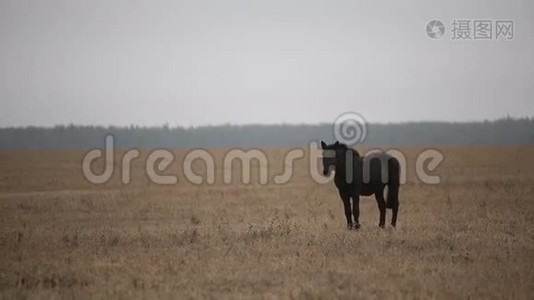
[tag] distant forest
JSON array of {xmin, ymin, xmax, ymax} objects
[{"xmin": 1, "ymin": 118, "xmax": 533, "ymax": 150}]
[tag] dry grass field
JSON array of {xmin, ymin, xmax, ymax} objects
[{"xmin": 0, "ymin": 146, "xmax": 533, "ymax": 299}]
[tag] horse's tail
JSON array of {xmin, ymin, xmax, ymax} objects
[
  {"xmin": 386, "ymin": 157, "xmax": 400, "ymax": 210},
  {"xmin": 386, "ymin": 183, "xmax": 399, "ymax": 209}
]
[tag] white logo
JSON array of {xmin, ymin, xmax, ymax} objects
[
  {"xmin": 333, "ymin": 112, "xmax": 367, "ymax": 146},
  {"xmin": 426, "ymin": 20, "xmax": 445, "ymax": 39}
]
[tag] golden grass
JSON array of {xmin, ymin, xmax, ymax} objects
[{"xmin": 0, "ymin": 146, "xmax": 533, "ymax": 299}]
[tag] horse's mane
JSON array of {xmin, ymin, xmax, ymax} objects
[{"xmin": 337, "ymin": 143, "xmax": 360, "ymax": 157}]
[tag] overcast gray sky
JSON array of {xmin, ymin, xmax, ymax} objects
[{"xmin": 0, "ymin": 0, "xmax": 533, "ymax": 127}]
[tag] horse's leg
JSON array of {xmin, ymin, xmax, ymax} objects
[
  {"xmin": 375, "ymin": 188, "xmax": 386, "ymax": 228},
  {"xmin": 351, "ymin": 194, "xmax": 361, "ymax": 229},
  {"xmin": 389, "ymin": 184, "xmax": 399, "ymax": 227},
  {"xmin": 338, "ymin": 191, "xmax": 353, "ymax": 229},
  {"xmin": 392, "ymin": 205, "xmax": 398, "ymax": 227}
]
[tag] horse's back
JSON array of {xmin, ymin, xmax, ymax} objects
[{"xmin": 360, "ymin": 150, "xmax": 400, "ymax": 187}]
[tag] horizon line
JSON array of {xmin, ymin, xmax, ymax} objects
[{"xmin": 0, "ymin": 115, "xmax": 532, "ymax": 130}]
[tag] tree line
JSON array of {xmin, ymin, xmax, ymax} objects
[{"xmin": 0, "ymin": 117, "xmax": 533, "ymax": 150}]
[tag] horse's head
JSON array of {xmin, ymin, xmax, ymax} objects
[
  {"xmin": 321, "ymin": 141, "xmax": 341, "ymax": 176},
  {"xmin": 321, "ymin": 141, "xmax": 360, "ymax": 176}
]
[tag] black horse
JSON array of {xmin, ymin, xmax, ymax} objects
[{"xmin": 321, "ymin": 141, "xmax": 400, "ymax": 229}]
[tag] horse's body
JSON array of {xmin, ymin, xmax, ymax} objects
[{"xmin": 321, "ymin": 141, "xmax": 400, "ymax": 229}]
